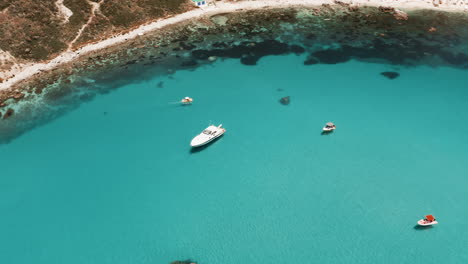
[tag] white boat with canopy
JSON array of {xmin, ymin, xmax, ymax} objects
[
  {"xmin": 417, "ymin": 215, "xmax": 438, "ymax": 226},
  {"xmin": 323, "ymin": 122, "xmax": 336, "ymax": 132}
]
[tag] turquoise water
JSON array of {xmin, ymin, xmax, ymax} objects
[{"xmin": 1, "ymin": 54, "xmax": 468, "ymax": 263}]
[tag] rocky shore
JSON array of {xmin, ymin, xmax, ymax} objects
[{"xmin": 0, "ymin": 1, "xmax": 467, "ymax": 143}]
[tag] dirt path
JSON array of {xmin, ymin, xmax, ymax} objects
[
  {"xmin": 67, "ymin": 0, "xmax": 105, "ymax": 51},
  {"xmin": 55, "ymin": 0, "xmax": 74, "ymax": 23}
]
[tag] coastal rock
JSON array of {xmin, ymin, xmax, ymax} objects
[
  {"xmin": 3, "ymin": 108, "xmax": 14, "ymax": 119},
  {"xmin": 348, "ymin": 5, "xmax": 359, "ymax": 12},
  {"xmin": 279, "ymin": 96, "xmax": 290, "ymax": 105},
  {"xmin": 211, "ymin": 15, "xmax": 229, "ymax": 26},
  {"xmin": 179, "ymin": 42, "xmax": 196, "ymax": 51},
  {"xmin": 381, "ymin": 71, "xmax": 400, "ymax": 79},
  {"xmin": 12, "ymin": 92, "xmax": 25, "ymax": 100},
  {"xmin": 125, "ymin": 60, "xmax": 137, "ymax": 65},
  {"xmin": 393, "ymin": 9, "xmax": 408, "ymax": 21},
  {"xmin": 334, "ymin": 0, "xmax": 349, "ymax": 7},
  {"xmin": 379, "ymin": 6, "xmax": 394, "ymax": 13}
]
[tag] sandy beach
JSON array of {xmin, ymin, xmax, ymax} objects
[{"xmin": 0, "ymin": 0, "xmax": 466, "ymax": 91}]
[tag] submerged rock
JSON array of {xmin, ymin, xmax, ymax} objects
[
  {"xmin": 170, "ymin": 260, "xmax": 196, "ymax": 264},
  {"xmin": 312, "ymin": 49, "xmax": 350, "ymax": 64},
  {"xmin": 3, "ymin": 108, "xmax": 14, "ymax": 119},
  {"xmin": 290, "ymin": 45, "xmax": 305, "ymax": 54},
  {"xmin": 192, "ymin": 40, "xmax": 291, "ymax": 66},
  {"xmin": 78, "ymin": 92, "xmax": 95, "ymax": 102},
  {"xmin": 381, "ymin": 71, "xmax": 400, "ymax": 79},
  {"xmin": 304, "ymin": 56, "xmax": 319, "ymax": 65},
  {"xmin": 181, "ymin": 60, "xmax": 198, "ymax": 67},
  {"xmin": 279, "ymin": 96, "xmax": 290, "ymax": 105}
]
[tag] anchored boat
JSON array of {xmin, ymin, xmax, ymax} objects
[
  {"xmin": 323, "ymin": 122, "xmax": 336, "ymax": 132},
  {"xmin": 190, "ymin": 124, "xmax": 225, "ymax": 147},
  {"xmin": 417, "ymin": 215, "xmax": 438, "ymax": 226},
  {"xmin": 181, "ymin": 97, "xmax": 193, "ymax": 105}
]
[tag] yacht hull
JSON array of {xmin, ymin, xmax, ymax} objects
[
  {"xmin": 190, "ymin": 125, "xmax": 226, "ymax": 147},
  {"xmin": 190, "ymin": 133, "xmax": 224, "ymax": 147}
]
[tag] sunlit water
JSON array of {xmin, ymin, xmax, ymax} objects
[{"xmin": 1, "ymin": 54, "xmax": 468, "ymax": 263}]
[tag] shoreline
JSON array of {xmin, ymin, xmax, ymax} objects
[{"xmin": 0, "ymin": 0, "xmax": 467, "ymax": 91}]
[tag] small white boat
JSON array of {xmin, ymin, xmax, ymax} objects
[
  {"xmin": 417, "ymin": 215, "xmax": 438, "ymax": 226},
  {"xmin": 181, "ymin": 97, "xmax": 193, "ymax": 105},
  {"xmin": 190, "ymin": 124, "xmax": 226, "ymax": 147},
  {"xmin": 323, "ymin": 122, "xmax": 336, "ymax": 132}
]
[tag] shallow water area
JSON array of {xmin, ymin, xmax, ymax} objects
[{"xmin": 1, "ymin": 52, "xmax": 468, "ymax": 263}]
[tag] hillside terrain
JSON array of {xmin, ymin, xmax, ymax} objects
[{"xmin": 0, "ymin": 0, "xmax": 193, "ymax": 71}]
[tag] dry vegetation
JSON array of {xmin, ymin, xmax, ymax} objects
[{"xmin": 0, "ymin": 0, "xmax": 193, "ymax": 62}]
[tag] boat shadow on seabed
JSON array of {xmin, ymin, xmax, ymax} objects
[{"xmin": 189, "ymin": 136, "xmax": 223, "ymax": 154}]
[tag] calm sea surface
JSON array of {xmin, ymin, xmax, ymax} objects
[{"xmin": 1, "ymin": 54, "xmax": 468, "ymax": 263}]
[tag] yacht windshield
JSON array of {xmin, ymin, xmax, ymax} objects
[{"xmin": 202, "ymin": 130, "xmax": 212, "ymax": 135}]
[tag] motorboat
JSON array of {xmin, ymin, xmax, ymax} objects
[
  {"xmin": 181, "ymin": 97, "xmax": 193, "ymax": 105},
  {"xmin": 190, "ymin": 124, "xmax": 226, "ymax": 147},
  {"xmin": 417, "ymin": 215, "xmax": 438, "ymax": 226},
  {"xmin": 323, "ymin": 122, "xmax": 336, "ymax": 132}
]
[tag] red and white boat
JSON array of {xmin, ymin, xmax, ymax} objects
[
  {"xmin": 417, "ymin": 215, "xmax": 438, "ymax": 226},
  {"xmin": 181, "ymin": 97, "xmax": 193, "ymax": 105}
]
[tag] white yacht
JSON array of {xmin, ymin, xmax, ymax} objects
[{"xmin": 190, "ymin": 124, "xmax": 226, "ymax": 147}]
